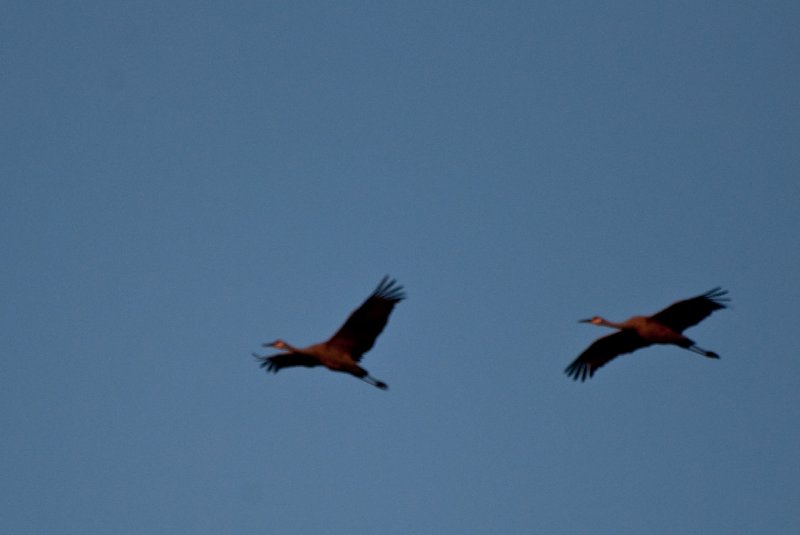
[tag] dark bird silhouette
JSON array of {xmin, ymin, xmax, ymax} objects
[
  {"xmin": 565, "ymin": 288, "xmax": 729, "ymax": 381},
  {"xmin": 253, "ymin": 276, "xmax": 405, "ymax": 390}
]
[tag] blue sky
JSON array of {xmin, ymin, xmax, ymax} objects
[{"xmin": 2, "ymin": 1, "xmax": 799, "ymax": 533}]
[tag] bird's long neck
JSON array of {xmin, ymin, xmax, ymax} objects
[
  {"xmin": 597, "ymin": 318, "xmax": 628, "ymax": 330},
  {"xmin": 270, "ymin": 340, "xmax": 301, "ymax": 353},
  {"xmin": 283, "ymin": 342, "xmax": 302, "ymax": 353}
]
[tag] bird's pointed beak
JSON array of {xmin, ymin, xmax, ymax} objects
[{"xmin": 578, "ymin": 318, "xmax": 592, "ymax": 323}]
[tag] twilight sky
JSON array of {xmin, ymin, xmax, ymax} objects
[{"xmin": 2, "ymin": 2, "xmax": 799, "ymax": 534}]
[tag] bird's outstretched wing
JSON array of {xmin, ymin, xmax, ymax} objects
[
  {"xmin": 649, "ymin": 287, "xmax": 729, "ymax": 333},
  {"xmin": 254, "ymin": 352, "xmax": 319, "ymax": 373},
  {"xmin": 326, "ymin": 276, "xmax": 405, "ymax": 360},
  {"xmin": 565, "ymin": 330, "xmax": 651, "ymax": 381}
]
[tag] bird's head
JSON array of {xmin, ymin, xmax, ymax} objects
[
  {"xmin": 579, "ymin": 316, "xmax": 605, "ymax": 325},
  {"xmin": 263, "ymin": 339, "xmax": 290, "ymax": 350}
]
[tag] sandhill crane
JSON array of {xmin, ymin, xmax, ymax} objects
[
  {"xmin": 253, "ymin": 276, "xmax": 405, "ymax": 390},
  {"xmin": 565, "ymin": 288, "xmax": 729, "ymax": 381}
]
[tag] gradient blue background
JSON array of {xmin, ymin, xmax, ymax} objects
[{"xmin": 3, "ymin": 2, "xmax": 799, "ymax": 533}]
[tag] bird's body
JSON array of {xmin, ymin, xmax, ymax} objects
[
  {"xmin": 253, "ymin": 276, "xmax": 405, "ymax": 389},
  {"xmin": 262, "ymin": 340, "xmax": 379, "ymax": 385},
  {"xmin": 596, "ymin": 316, "xmax": 694, "ymax": 346},
  {"xmin": 565, "ymin": 288, "xmax": 729, "ymax": 381}
]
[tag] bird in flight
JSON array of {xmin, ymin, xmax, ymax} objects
[
  {"xmin": 253, "ymin": 276, "xmax": 405, "ymax": 390},
  {"xmin": 565, "ymin": 288, "xmax": 729, "ymax": 381}
]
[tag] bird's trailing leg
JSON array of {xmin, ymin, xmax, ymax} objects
[
  {"xmin": 359, "ymin": 375, "xmax": 389, "ymax": 390},
  {"xmin": 345, "ymin": 364, "xmax": 389, "ymax": 390},
  {"xmin": 688, "ymin": 345, "xmax": 720, "ymax": 359}
]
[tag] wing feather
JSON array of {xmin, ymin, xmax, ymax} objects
[
  {"xmin": 254, "ymin": 352, "xmax": 319, "ymax": 373},
  {"xmin": 326, "ymin": 276, "xmax": 405, "ymax": 360},
  {"xmin": 650, "ymin": 288, "xmax": 729, "ymax": 333},
  {"xmin": 565, "ymin": 330, "xmax": 651, "ymax": 381}
]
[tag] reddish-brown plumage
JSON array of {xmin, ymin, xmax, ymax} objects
[
  {"xmin": 253, "ymin": 276, "xmax": 405, "ymax": 390},
  {"xmin": 565, "ymin": 288, "xmax": 729, "ymax": 381}
]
